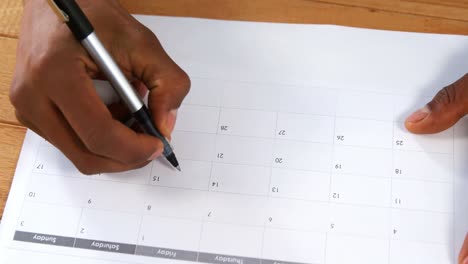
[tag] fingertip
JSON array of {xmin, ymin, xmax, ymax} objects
[
  {"xmin": 147, "ymin": 146, "xmax": 163, "ymax": 161},
  {"xmin": 404, "ymin": 104, "xmax": 461, "ymax": 134}
]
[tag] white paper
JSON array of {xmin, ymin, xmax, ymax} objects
[{"xmin": 1, "ymin": 15, "xmax": 468, "ymax": 264}]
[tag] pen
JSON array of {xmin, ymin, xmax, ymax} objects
[{"xmin": 47, "ymin": 0, "xmax": 181, "ymax": 171}]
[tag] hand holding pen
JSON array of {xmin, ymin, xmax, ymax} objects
[{"xmin": 11, "ymin": 0, "xmax": 189, "ymax": 174}]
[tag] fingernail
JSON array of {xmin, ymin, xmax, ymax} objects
[
  {"xmin": 148, "ymin": 148, "xmax": 163, "ymax": 161},
  {"xmin": 406, "ymin": 105, "xmax": 430, "ymax": 123}
]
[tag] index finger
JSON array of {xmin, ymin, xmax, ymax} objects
[{"xmin": 49, "ymin": 64, "xmax": 162, "ymax": 164}]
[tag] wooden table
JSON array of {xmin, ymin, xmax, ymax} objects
[{"xmin": 0, "ymin": 0, "xmax": 467, "ymax": 219}]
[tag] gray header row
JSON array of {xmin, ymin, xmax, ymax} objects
[{"xmin": 14, "ymin": 231, "xmax": 311, "ymax": 264}]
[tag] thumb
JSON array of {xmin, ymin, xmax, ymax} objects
[{"xmin": 405, "ymin": 74, "xmax": 468, "ymax": 134}]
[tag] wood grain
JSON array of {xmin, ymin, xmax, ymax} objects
[
  {"xmin": 0, "ymin": 0, "xmax": 468, "ymax": 218},
  {"xmin": 1, "ymin": 0, "xmax": 468, "ymax": 38},
  {"xmin": 321, "ymin": 0, "xmax": 468, "ymax": 21},
  {"xmin": 0, "ymin": 36, "xmax": 18, "ymax": 126},
  {"xmin": 0, "ymin": 0, "xmax": 21, "ymax": 38},
  {"xmin": 120, "ymin": 0, "xmax": 468, "ymax": 35}
]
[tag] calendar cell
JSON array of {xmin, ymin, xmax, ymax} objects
[
  {"xmin": 389, "ymin": 240, "xmax": 452, "ymax": 264},
  {"xmin": 151, "ymin": 159, "xmax": 212, "ymax": 190},
  {"xmin": 210, "ymin": 163, "xmax": 270, "ymax": 196},
  {"xmin": 184, "ymin": 77, "xmax": 223, "ymax": 107},
  {"xmin": 138, "ymin": 215, "xmax": 202, "ymax": 252},
  {"xmin": 276, "ymin": 113, "xmax": 334, "ymax": 143},
  {"xmin": 330, "ymin": 204, "xmax": 390, "ymax": 238},
  {"xmin": 392, "ymin": 179, "xmax": 453, "ymax": 213},
  {"xmin": 218, "ymin": 108, "xmax": 277, "ymax": 138},
  {"xmin": 335, "ymin": 118, "xmax": 393, "ymax": 148},
  {"xmin": 393, "ymin": 150, "xmax": 453, "ymax": 182},
  {"xmin": 205, "ymin": 192, "xmax": 268, "ymax": 226},
  {"xmin": 330, "ymin": 174, "xmax": 391, "ymax": 207},
  {"xmin": 391, "ymin": 209, "xmax": 453, "ymax": 244},
  {"xmin": 326, "ymin": 234, "xmax": 389, "ymax": 264},
  {"xmin": 76, "ymin": 209, "xmax": 141, "ymax": 245},
  {"xmin": 279, "ymin": 88, "xmax": 337, "ymax": 116},
  {"xmin": 175, "ymin": 105, "xmax": 220, "ymax": 133},
  {"xmin": 333, "ymin": 145, "xmax": 392, "ymax": 177},
  {"xmin": 199, "ymin": 222, "xmax": 263, "ymax": 259},
  {"xmin": 17, "ymin": 202, "xmax": 81, "ymax": 238},
  {"xmin": 94, "ymin": 163, "xmax": 152, "ymax": 185},
  {"xmin": 269, "ymin": 168, "xmax": 330, "ymax": 202},
  {"xmin": 266, "ymin": 198, "xmax": 330, "ymax": 232},
  {"xmin": 222, "ymin": 81, "xmax": 279, "ymax": 111},
  {"xmin": 273, "ymin": 140, "xmax": 332, "ymax": 172},
  {"xmin": 86, "ymin": 181, "xmax": 147, "ymax": 214},
  {"xmin": 145, "ymin": 187, "xmax": 207, "ymax": 220},
  {"xmin": 215, "ymin": 135, "xmax": 274, "ymax": 166},
  {"xmin": 171, "ymin": 131, "xmax": 216, "ymax": 161},
  {"xmin": 262, "ymin": 228, "xmax": 326, "ymax": 264},
  {"xmin": 33, "ymin": 146, "xmax": 82, "ymax": 177},
  {"xmin": 26, "ymin": 174, "xmax": 88, "ymax": 207},
  {"xmin": 394, "ymin": 123, "xmax": 453, "ymax": 154},
  {"xmin": 336, "ymin": 92, "xmax": 394, "ymax": 121}
]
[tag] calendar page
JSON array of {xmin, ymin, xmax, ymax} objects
[{"xmin": 1, "ymin": 15, "xmax": 468, "ymax": 264}]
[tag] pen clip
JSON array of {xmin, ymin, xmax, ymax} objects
[{"xmin": 47, "ymin": 0, "xmax": 70, "ymax": 23}]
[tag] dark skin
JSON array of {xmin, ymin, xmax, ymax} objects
[
  {"xmin": 11, "ymin": 1, "xmax": 468, "ymax": 261},
  {"xmin": 11, "ymin": 0, "xmax": 189, "ymax": 174}
]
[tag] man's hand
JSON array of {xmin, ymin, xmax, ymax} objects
[
  {"xmin": 405, "ymin": 74, "xmax": 468, "ymax": 133},
  {"xmin": 10, "ymin": 0, "xmax": 189, "ymax": 174}
]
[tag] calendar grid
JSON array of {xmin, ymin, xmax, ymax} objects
[{"xmin": 13, "ymin": 76, "xmax": 458, "ymax": 264}]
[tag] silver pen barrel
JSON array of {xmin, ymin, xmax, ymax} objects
[{"xmin": 81, "ymin": 32, "xmax": 144, "ymax": 113}]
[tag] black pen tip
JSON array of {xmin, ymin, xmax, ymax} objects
[{"xmin": 165, "ymin": 153, "xmax": 181, "ymax": 171}]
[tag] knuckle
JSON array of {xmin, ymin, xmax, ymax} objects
[
  {"xmin": 32, "ymin": 52, "xmax": 54, "ymax": 76},
  {"xmin": 133, "ymin": 24, "xmax": 157, "ymax": 44},
  {"xmin": 432, "ymin": 80, "xmax": 468, "ymax": 119},
  {"xmin": 433, "ymin": 85, "xmax": 456, "ymax": 106},
  {"xmin": 141, "ymin": 26, "xmax": 157, "ymax": 40}
]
